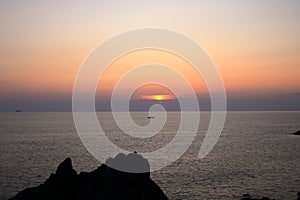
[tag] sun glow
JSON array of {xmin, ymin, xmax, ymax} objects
[
  {"xmin": 142, "ymin": 95, "xmax": 175, "ymax": 101},
  {"xmin": 154, "ymin": 95, "xmax": 164, "ymax": 101}
]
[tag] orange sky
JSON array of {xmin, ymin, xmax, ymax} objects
[
  {"xmin": 0, "ymin": 1, "xmax": 299, "ymax": 110},
  {"xmin": 96, "ymin": 49, "xmax": 208, "ymax": 99}
]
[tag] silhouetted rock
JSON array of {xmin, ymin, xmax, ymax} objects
[
  {"xmin": 241, "ymin": 193, "xmax": 275, "ymax": 200},
  {"xmin": 240, "ymin": 192, "xmax": 300, "ymax": 200},
  {"xmin": 292, "ymin": 130, "xmax": 300, "ymax": 135},
  {"xmin": 241, "ymin": 193, "xmax": 252, "ymax": 200},
  {"xmin": 10, "ymin": 153, "xmax": 168, "ymax": 200}
]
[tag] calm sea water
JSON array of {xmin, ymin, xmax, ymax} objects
[{"xmin": 0, "ymin": 112, "xmax": 299, "ymax": 200}]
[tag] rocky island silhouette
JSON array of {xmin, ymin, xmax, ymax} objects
[{"xmin": 10, "ymin": 153, "xmax": 168, "ymax": 200}]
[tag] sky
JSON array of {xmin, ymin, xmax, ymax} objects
[{"xmin": 0, "ymin": 0, "xmax": 299, "ymax": 111}]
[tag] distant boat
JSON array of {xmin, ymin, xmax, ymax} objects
[
  {"xmin": 147, "ymin": 116, "xmax": 154, "ymax": 119},
  {"xmin": 15, "ymin": 110, "xmax": 23, "ymax": 112}
]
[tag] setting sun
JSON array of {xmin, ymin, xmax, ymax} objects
[
  {"xmin": 141, "ymin": 95, "xmax": 175, "ymax": 101},
  {"xmin": 154, "ymin": 95, "xmax": 164, "ymax": 101}
]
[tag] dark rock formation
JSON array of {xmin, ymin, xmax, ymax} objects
[
  {"xmin": 241, "ymin": 194, "xmax": 274, "ymax": 200},
  {"xmin": 292, "ymin": 130, "xmax": 300, "ymax": 135},
  {"xmin": 241, "ymin": 192, "xmax": 300, "ymax": 200},
  {"xmin": 10, "ymin": 153, "xmax": 168, "ymax": 200}
]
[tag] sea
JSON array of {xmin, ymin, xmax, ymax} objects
[{"xmin": 0, "ymin": 111, "xmax": 299, "ymax": 200}]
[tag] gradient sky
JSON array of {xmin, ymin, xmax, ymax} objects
[{"xmin": 0, "ymin": 0, "xmax": 299, "ymax": 111}]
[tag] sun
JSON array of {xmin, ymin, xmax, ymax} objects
[
  {"xmin": 141, "ymin": 94, "xmax": 175, "ymax": 101},
  {"xmin": 154, "ymin": 95, "xmax": 164, "ymax": 101}
]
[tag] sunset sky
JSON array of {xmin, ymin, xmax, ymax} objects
[{"xmin": 0, "ymin": 0, "xmax": 299, "ymax": 111}]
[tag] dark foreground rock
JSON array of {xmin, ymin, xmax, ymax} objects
[
  {"xmin": 241, "ymin": 193, "xmax": 274, "ymax": 200},
  {"xmin": 292, "ymin": 130, "xmax": 300, "ymax": 135},
  {"xmin": 10, "ymin": 153, "xmax": 168, "ymax": 200},
  {"xmin": 241, "ymin": 192, "xmax": 300, "ymax": 200}
]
